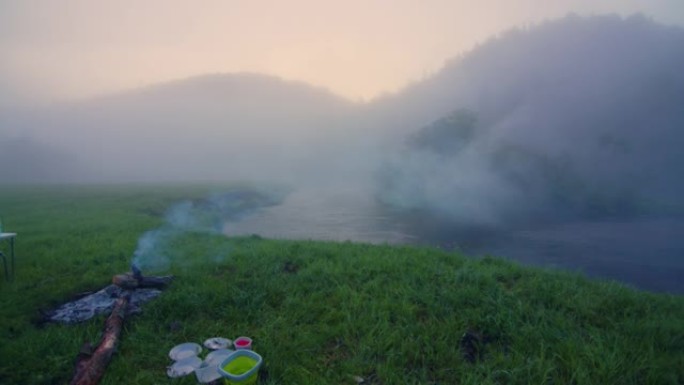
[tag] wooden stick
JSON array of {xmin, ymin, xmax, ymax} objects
[{"xmin": 70, "ymin": 294, "xmax": 129, "ymax": 385}]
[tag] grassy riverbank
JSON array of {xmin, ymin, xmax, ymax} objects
[{"xmin": 0, "ymin": 184, "xmax": 682, "ymax": 384}]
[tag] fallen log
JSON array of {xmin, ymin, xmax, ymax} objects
[{"xmin": 70, "ymin": 293, "xmax": 129, "ymax": 385}]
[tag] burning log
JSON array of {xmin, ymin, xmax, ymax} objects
[
  {"xmin": 112, "ymin": 264, "xmax": 173, "ymax": 290},
  {"xmin": 70, "ymin": 294, "xmax": 129, "ymax": 385},
  {"xmin": 112, "ymin": 273, "xmax": 173, "ymax": 289}
]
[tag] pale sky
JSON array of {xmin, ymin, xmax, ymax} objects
[{"xmin": 1, "ymin": 0, "xmax": 683, "ymax": 103}]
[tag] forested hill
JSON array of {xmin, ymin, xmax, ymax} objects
[{"xmin": 374, "ymin": 14, "xmax": 684, "ymax": 224}]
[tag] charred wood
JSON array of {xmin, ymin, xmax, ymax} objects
[{"xmin": 112, "ymin": 273, "xmax": 173, "ymax": 290}]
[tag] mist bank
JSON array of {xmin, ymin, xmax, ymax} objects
[
  {"xmin": 2, "ymin": 14, "xmax": 684, "ymax": 225},
  {"xmin": 0, "ymin": 73, "xmax": 364, "ymax": 184},
  {"xmin": 374, "ymin": 14, "xmax": 684, "ymax": 224}
]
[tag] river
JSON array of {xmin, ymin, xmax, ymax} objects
[{"xmin": 224, "ymin": 187, "xmax": 684, "ymax": 294}]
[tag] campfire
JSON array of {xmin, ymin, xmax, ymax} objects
[
  {"xmin": 45, "ymin": 264, "xmax": 173, "ymax": 385},
  {"xmin": 47, "ymin": 264, "xmax": 173, "ymax": 324},
  {"xmin": 112, "ymin": 263, "xmax": 173, "ymax": 290}
]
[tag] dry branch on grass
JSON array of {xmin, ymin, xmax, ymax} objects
[{"xmin": 69, "ymin": 294, "xmax": 129, "ymax": 385}]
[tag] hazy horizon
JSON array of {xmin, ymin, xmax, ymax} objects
[
  {"xmin": 2, "ymin": 0, "xmax": 684, "ymax": 107},
  {"xmin": 1, "ymin": 8, "xmax": 684, "ymax": 295}
]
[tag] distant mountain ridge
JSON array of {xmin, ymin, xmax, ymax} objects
[
  {"xmin": 370, "ymin": 13, "xmax": 684, "ymax": 133},
  {"xmin": 1, "ymin": 72, "xmax": 358, "ymax": 182},
  {"xmin": 78, "ymin": 72, "xmax": 353, "ymax": 110}
]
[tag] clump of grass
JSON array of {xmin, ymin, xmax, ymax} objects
[{"xmin": 0, "ymin": 184, "xmax": 682, "ymax": 384}]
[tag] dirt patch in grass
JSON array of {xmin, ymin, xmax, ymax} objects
[
  {"xmin": 460, "ymin": 329, "xmax": 494, "ymax": 363},
  {"xmin": 283, "ymin": 261, "xmax": 300, "ymax": 274}
]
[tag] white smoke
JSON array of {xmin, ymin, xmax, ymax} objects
[{"xmin": 131, "ymin": 189, "xmax": 285, "ymax": 271}]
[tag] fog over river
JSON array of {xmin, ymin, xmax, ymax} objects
[{"xmin": 224, "ymin": 187, "xmax": 684, "ymax": 294}]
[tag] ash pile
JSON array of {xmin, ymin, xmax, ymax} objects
[{"xmin": 46, "ymin": 264, "xmax": 173, "ymax": 324}]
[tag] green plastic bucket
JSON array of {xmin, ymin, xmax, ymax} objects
[{"xmin": 218, "ymin": 349, "xmax": 263, "ymax": 385}]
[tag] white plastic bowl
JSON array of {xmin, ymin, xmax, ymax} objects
[
  {"xmin": 167, "ymin": 355, "xmax": 202, "ymax": 377},
  {"xmin": 169, "ymin": 342, "xmax": 202, "ymax": 361}
]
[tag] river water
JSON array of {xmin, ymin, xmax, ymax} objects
[{"xmin": 224, "ymin": 187, "xmax": 684, "ymax": 294}]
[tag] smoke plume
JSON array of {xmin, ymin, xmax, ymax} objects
[{"xmin": 132, "ymin": 190, "xmax": 285, "ymax": 271}]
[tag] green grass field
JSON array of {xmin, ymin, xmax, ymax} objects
[{"xmin": 0, "ymin": 184, "xmax": 682, "ymax": 384}]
